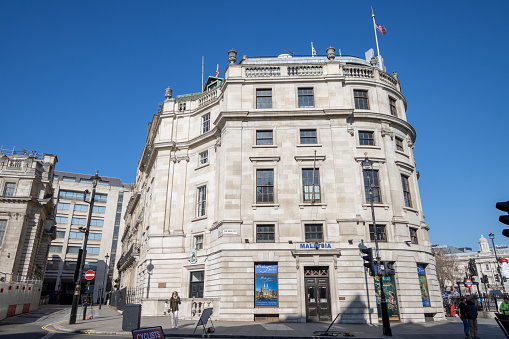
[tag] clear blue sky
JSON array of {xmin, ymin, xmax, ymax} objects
[{"xmin": 1, "ymin": 1, "xmax": 508, "ymax": 249}]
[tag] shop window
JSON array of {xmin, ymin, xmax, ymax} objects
[{"xmin": 418, "ymin": 264, "xmax": 431, "ymax": 307}]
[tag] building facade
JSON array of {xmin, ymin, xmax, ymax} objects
[
  {"xmin": 42, "ymin": 171, "xmax": 130, "ymax": 304},
  {"xmin": 0, "ymin": 149, "xmax": 57, "ymax": 281},
  {"xmin": 118, "ymin": 48, "xmax": 444, "ymax": 323}
]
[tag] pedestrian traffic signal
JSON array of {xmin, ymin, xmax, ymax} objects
[
  {"xmin": 496, "ymin": 201, "xmax": 509, "ymax": 226},
  {"xmin": 382, "ymin": 261, "xmax": 395, "ymax": 277},
  {"xmin": 482, "ymin": 274, "xmax": 488, "ymax": 284},
  {"xmin": 361, "ymin": 247, "xmax": 375, "ymax": 276}
]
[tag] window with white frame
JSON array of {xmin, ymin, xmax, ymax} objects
[
  {"xmin": 0, "ymin": 220, "xmax": 6, "ymax": 246},
  {"xmin": 194, "ymin": 234, "xmax": 204, "ymax": 250},
  {"xmin": 196, "ymin": 186, "xmax": 207, "ymax": 217},
  {"xmin": 199, "ymin": 150, "xmax": 209, "ymax": 166},
  {"xmin": 401, "ymin": 175, "xmax": 412, "ymax": 208},
  {"xmin": 3, "ymin": 183, "xmax": 15, "ymax": 197},
  {"xmin": 302, "ymin": 168, "xmax": 320, "ymax": 203},
  {"xmin": 202, "ymin": 113, "xmax": 210, "ymax": 134}
]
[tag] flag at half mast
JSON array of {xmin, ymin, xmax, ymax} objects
[{"xmin": 311, "ymin": 42, "xmax": 316, "ymax": 57}]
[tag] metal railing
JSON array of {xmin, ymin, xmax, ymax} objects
[
  {"xmin": 110, "ymin": 287, "xmax": 143, "ymax": 311},
  {"xmin": 117, "ymin": 243, "xmax": 140, "ymax": 271},
  {"xmin": 0, "ymin": 272, "xmax": 43, "ymax": 284}
]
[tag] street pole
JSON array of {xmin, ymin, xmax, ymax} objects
[
  {"xmin": 69, "ymin": 171, "xmax": 101, "ymax": 325},
  {"xmin": 362, "ymin": 154, "xmax": 392, "ymax": 336},
  {"xmin": 100, "ymin": 253, "xmax": 109, "ymax": 309},
  {"xmin": 489, "ymin": 231, "xmax": 503, "ymax": 290}
]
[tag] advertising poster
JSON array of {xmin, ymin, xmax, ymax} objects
[
  {"xmin": 417, "ymin": 264, "xmax": 430, "ymax": 307},
  {"xmin": 374, "ymin": 275, "xmax": 400, "ymax": 321},
  {"xmin": 255, "ymin": 264, "xmax": 278, "ymax": 307}
]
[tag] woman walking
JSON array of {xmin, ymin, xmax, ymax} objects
[{"xmin": 169, "ymin": 291, "xmax": 181, "ymax": 329}]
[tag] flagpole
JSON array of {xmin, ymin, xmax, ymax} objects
[
  {"xmin": 202, "ymin": 56, "xmax": 204, "ymax": 91},
  {"xmin": 371, "ymin": 6, "xmax": 381, "ymax": 57}
]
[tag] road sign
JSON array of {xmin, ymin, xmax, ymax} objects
[
  {"xmin": 464, "ymin": 278, "xmax": 473, "ymax": 288},
  {"xmin": 85, "ymin": 270, "xmax": 95, "ymax": 280}
]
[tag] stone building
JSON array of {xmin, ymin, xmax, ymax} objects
[
  {"xmin": 42, "ymin": 171, "xmax": 130, "ymax": 304},
  {"xmin": 0, "ymin": 149, "xmax": 58, "ymax": 280},
  {"xmin": 118, "ymin": 48, "xmax": 443, "ymax": 323}
]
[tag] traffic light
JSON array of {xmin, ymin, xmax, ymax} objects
[
  {"xmin": 361, "ymin": 247, "xmax": 375, "ymax": 276},
  {"xmin": 496, "ymin": 201, "xmax": 509, "ymax": 225},
  {"xmin": 382, "ymin": 261, "xmax": 395, "ymax": 277},
  {"xmin": 496, "ymin": 274, "xmax": 500, "ymax": 282},
  {"xmin": 482, "ymin": 274, "xmax": 488, "ymax": 284}
]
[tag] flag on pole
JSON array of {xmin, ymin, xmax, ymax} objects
[
  {"xmin": 311, "ymin": 42, "xmax": 316, "ymax": 57},
  {"xmin": 375, "ymin": 23, "xmax": 387, "ymax": 35},
  {"xmin": 215, "ymin": 64, "xmax": 219, "ymax": 77}
]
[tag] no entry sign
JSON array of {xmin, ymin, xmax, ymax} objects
[
  {"xmin": 464, "ymin": 278, "xmax": 473, "ymax": 288},
  {"xmin": 85, "ymin": 270, "xmax": 95, "ymax": 280}
]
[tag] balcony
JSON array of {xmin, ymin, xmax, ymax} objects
[{"xmin": 117, "ymin": 243, "xmax": 140, "ymax": 271}]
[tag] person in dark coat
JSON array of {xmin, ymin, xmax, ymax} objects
[
  {"xmin": 169, "ymin": 291, "xmax": 181, "ymax": 329},
  {"xmin": 466, "ymin": 295, "xmax": 479, "ymax": 339},
  {"xmin": 459, "ymin": 297, "xmax": 470, "ymax": 339}
]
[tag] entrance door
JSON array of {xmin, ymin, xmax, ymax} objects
[{"xmin": 305, "ymin": 267, "xmax": 331, "ymax": 322}]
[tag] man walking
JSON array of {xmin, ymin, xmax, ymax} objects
[
  {"xmin": 500, "ymin": 297, "xmax": 509, "ymax": 315},
  {"xmin": 466, "ymin": 295, "xmax": 479, "ymax": 339}
]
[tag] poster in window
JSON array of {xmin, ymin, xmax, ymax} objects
[
  {"xmin": 255, "ymin": 264, "xmax": 278, "ymax": 307},
  {"xmin": 373, "ymin": 265, "xmax": 400, "ymax": 321},
  {"xmin": 417, "ymin": 264, "xmax": 431, "ymax": 307}
]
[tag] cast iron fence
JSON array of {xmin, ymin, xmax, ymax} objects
[{"xmin": 110, "ymin": 287, "xmax": 143, "ymax": 311}]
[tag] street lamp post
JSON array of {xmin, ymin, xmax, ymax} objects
[
  {"xmin": 99, "ymin": 253, "xmax": 109, "ymax": 309},
  {"xmin": 489, "ymin": 231, "xmax": 503, "ymax": 291},
  {"xmin": 69, "ymin": 171, "xmax": 101, "ymax": 325},
  {"xmin": 362, "ymin": 154, "xmax": 392, "ymax": 336}
]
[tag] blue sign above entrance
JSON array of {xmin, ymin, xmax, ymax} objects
[{"xmin": 299, "ymin": 243, "xmax": 332, "ymax": 249}]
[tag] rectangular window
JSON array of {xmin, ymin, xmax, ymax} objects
[
  {"xmin": 256, "ymin": 130, "xmax": 273, "ymax": 145},
  {"xmin": 256, "ymin": 169, "xmax": 274, "ymax": 203},
  {"xmin": 395, "ymin": 137, "xmax": 404, "ymax": 152},
  {"xmin": 92, "ymin": 206, "xmax": 106, "ymax": 213},
  {"xmin": 401, "ymin": 175, "xmax": 412, "ymax": 208},
  {"xmin": 359, "ymin": 131, "xmax": 374, "ymax": 146},
  {"xmin": 80, "ymin": 179, "xmax": 92, "ymax": 184},
  {"xmin": 67, "ymin": 246, "xmax": 80, "ymax": 253},
  {"xmin": 46, "ymin": 260, "xmax": 60, "ymax": 270},
  {"xmin": 71, "ymin": 218, "xmax": 86, "ymax": 226},
  {"xmin": 69, "ymin": 232, "xmax": 84, "ymax": 239},
  {"xmin": 256, "ymin": 89, "xmax": 272, "ymax": 109},
  {"xmin": 56, "ymin": 231, "xmax": 66, "ymax": 238},
  {"xmin": 58, "ymin": 190, "xmax": 85, "ymax": 200},
  {"xmin": 189, "ymin": 271, "xmax": 204, "ymax": 298},
  {"xmin": 0, "ymin": 220, "xmax": 6, "ymax": 246},
  {"xmin": 3, "ymin": 183, "xmax": 15, "ymax": 197},
  {"xmin": 62, "ymin": 177, "xmax": 75, "ymax": 182},
  {"xmin": 90, "ymin": 219, "xmax": 104, "ymax": 226},
  {"xmin": 417, "ymin": 264, "xmax": 431, "ymax": 307},
  {"xmin": 74, "ymin": 204, "xmax": 88, "ymax": 212},
  {"xmin": 49, "ymin": 245, "xmax": 62, "ymax": 253},
  {"xmin": 298, "ymin": 88, "xmax": 314, "ymax": 108},
  {"xmin": 300, "ymin": 129, "xmax": 317, "ymax": 144},
  {"xmin": 369, "ymin": 224, "xmax": 387, "ymax": 242},
  {"xmin": 87, "ymin": 247, "xmax": 100, "ymax": 255},
  {"xmin": 199, "ymin": 151, "xmax": 209, "ymax": 166},
  {"xmin": 84, "ymin": 261, "xmax": 98, "ymax": 271},
  {"xmin": 98, "ymin": 181, "xmax": 109, "ymax": 186},
  {"xmin": 95, "ymin": 194, "xmax": 107, "ymax": 203},
  {"xmin": 89, "ymin": 233, "xmax": 102, "ymax": 240},
  {"xmin": 354, "ymin": 90, "xmax": 369, "ymax": 109},
  {"xmin": 410, "ymin": 228, "xmax": 418, "ymax": 245},
  {"xmin": 363, "ymin": 169, "xmax": 381, "ymax": 203},
  {"xmin": 256, "ymin": 225, "xmax": 275, "ymax": 243},
  {"xmin": 194, "ymin": 235, "xmax": 204, "ymax": 250},
  {"xmin": 389, "ymin": 97, "xmax": 397, "ymax": 116},
  {"xmin": 64, "ymin": 260, "xmax": 77, "ymax": 270},
  {"xmin": 305, "ymin": 224, "xmax": 323, "ymax": 242},
  {"xmin": 302, "ymin": 168, "xmax": 320, "ymax": 202},
  {"xmin": 197, "ymin": 186, "xmax": 207, "ymax": 217},
  {"xmin": 255, "ymin": 264, "xmax": 278, "ymax": 307},
  {"xmin": 57, "ymin": 203, "xmax": 70, "ymax": 210},
  {"xmin": 55, "ymin": 216, "xmax": 68, "ymax": 224},
  {"xmin": 202, "ymin": 113, "xmax": 210, "ymax": 134}
]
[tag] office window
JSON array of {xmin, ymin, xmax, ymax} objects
[
  {"xmin": 197, "ymin": 186, "xmax": 207, "ymax": 217},
  {"xmin": 46, "ymin": 260, "xmax": 60, "ymax": 270},
  {"xmin": 202, "ymin": 113, "xmax": 210, "ymax": 134},
  {"xmin": 389, "ymin": 97, "xmax": 398, "ymax": 116},
  {"xmin": 256, "ymin": 225, "xmax": 275, "ymax": 243},
  {"xmin": 57, "ymin": 203, "xmax": 70, "ymax": 210},
  {"xmin": 67, "ymin": 246, "xmax": 80, "ymax": 253},
  {"xmin": 0, "ymin": 220, "xmax": 6, "ymax": 246},
  {"xmin": 410, "ymin": 228, "xmax": 418, "ymax": 245},
  {"xmin": 62, "ymin": 177, "xmax": 75, "ymax": 182},
  {"xmin": 69, "ymin": 232, "xmax": 84, "ymax": 239},
  {"xmin": 64, "ymin": 260, "xmax": 77, "ymax": 270},
  {"xmin": 49, "ymin": 245, "xmax": 62, "ymax": 253},
  {"xmin": 58, "ymin": 190, "xmax": 85, "ymax": 200},
  {"xmin": 359, "ymin": 131, "xmax": 374, "ymax": 146},
  {"xmin": 74, "ymin": 204, "xmax": 88, "ymax": 212},
  {"xmin": 71, "ymin": 218, "xmax": 86, "ymax": 226},
  {"xmin": 89, "ymin": 233, "xmax": 102, "ymax": 240},
  {"xmin": 256, "ymin": 169, "xmax": 274, "ymax": 203},
  {"xmin": 87, "ymin": 247, "xmax": 100, "ymax": 254},
  {"xmin": 300, "ymin": 129, "xmax": 317, "ymax": 144},
  {"xmin": 354, "ymin": 90, "xmax": 369, "ymax": 109},
  {"xmin": 189, "ymin": 271, "xmax": 204, "ymax": 298},
  {"xmin": 3, "ymin": 183, "xmax": 15, "ymax": 197},
  {"xmin": 90, "ymin": 219, "xmax": 104, "ymax": 226},
  {"xmin": 194, "ymin": 235, "xmax": 204, "ymax": 250},
  {"xmin": 298, "ymin": 88, "xmax": 314, "ymax": 108},
  {"xmin": 256, "ymin": 130, "xmax": 273, "ymax": 145},
  {"xmin": 401, "ymin": 175, "xmax": 412, "ymax": 208},
  {"xmin": 80, "ymin": 179, "xmax": 92, "ymax": 184},
  {"xmin": 55, "ymin": 216, "xmax": 68, "ymax": 224},
  {"xmin": 395, "ymin": 137, "xmax": 404, "ymax": 152},
  {"xmin": 363, "ymin": 169, "xmax": 381, "ymax": 203},
  {"xmin": 56, "ymin": 231, "xmax": 66, "ymax": 238},
  {"xmin": 369, "ymin": 224, "xmax": 387, "ymax": 242},
  {"xmin": 256, "ymin": 89, "xmax": 272, "ymax": 109},
  {"xmin": 84, "ymin": 261, "xmax": 98, "ymax": 271},
  {"xmin": 98, "ymin": 181, "xmax": 109, "ymax": 186},
  {"xmin": 302, "ymin": 168, "xmax": 320, "ymax": 202},
  {"xmin": 305, "ymin": 224, "xmax": 323, "ymax": 242},
  {"xmin": 92, "ymin": 206, "xmax": 106, "ymax": 213},
  {"xmin": 95, "ymin": 194, "xmax": 107, "ymax": 203},
  {"xmin": 199, "ymin": 151, "xmax": 209, "ymax": 166}
]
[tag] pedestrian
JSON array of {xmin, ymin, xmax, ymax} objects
[
  {"xmin": 459, "ymin": 297, "xmax": 470, "ymax": 339},
  {"xmin": 501, "ymin": 297, "xmax": 509, "ymax": 315},
  {"xmin": 169, "ymin": 291, "xmax": 181, "ymax": 329},
  {"xmin": 466, "ymin": 295, "xmax": 479, "ymax": 339}
]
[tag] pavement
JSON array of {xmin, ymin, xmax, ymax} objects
[{"xmin": 47, "ymin": 305, "xmax": 506, "ymax": 339}]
